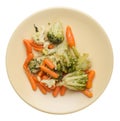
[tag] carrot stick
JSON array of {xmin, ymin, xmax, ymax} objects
[
  {"xmin": 41, "ymin": 74, "xmax": 49, "ymax": 80},
  {"xmin": 34, "ymin": 77, "xmax": 47, "ymax": 95},
  {"xmin": 37, "ymin": 82, "xmax": 47, "ymax": 95},
  {"xmin": 37, "ymin": 61, "xmax": 45, "ymax": 77},
  {"xmin": 33, "ymin": 47, "xmax": 43, "ymax": 52},
  {"xmin": 40, "ymin": 65, "xmax": 59, "ymax": 78},
  {"xmin": 49, "ymin": 85, "xmax": 56, "ymax": 90},
  {"xmin": 44, "ymin": 58, "xmax": 55, "ymax": 69},
  {"xmin": 23, "ymin": 39, "xmax": 32, "ymax": 56},
  {"xmin": 86, "ymin": 70, "xmax": 95, "ymax": 89},
  {"xmin": 66, "ymin": 26, "xmax": 75, "ymax": 47},
  {"xmin": 81, "ymin": 89, "xmax": 93, "ymax": 98},
  {"xmin": 32, "ymin": 75, "xmax": 38, "ymax": 83},
  {"xmin": 23, "ymin": 53, "xmax": 33, "ymax": 69},
  {"xmin": 52, "ymin": 86, "xmax": 60, "ymax": 97},
  {"xmin": 40, "ymin": 82, "xmax": 51, "ymax": 92},
  {"xmin": 60, "ymin": 86, "xmax": 67, "ymax": 96},
  {"xmin": 30, "ymin": 40, "xmax": 43, "ymax": 48},
  {"xmin": 38, "ymin": 71, "xmax": 44, "ymax": 77},
  {"xmin": 24, "ymin": 69, "xmax": 37, "ymax": 91}
]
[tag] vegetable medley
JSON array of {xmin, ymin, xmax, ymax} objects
[{"xmin": 23, "ymin": 21, "xmax": 95, "ymax": 98}]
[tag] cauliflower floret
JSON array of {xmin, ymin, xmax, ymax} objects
[{"xmin": 32, "ymin": 25, "xmax": 45, "ymax": 45}]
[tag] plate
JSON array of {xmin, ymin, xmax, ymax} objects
[{"xmin": 6, "ymin": 8, "xmax": 113, "ymax": 114}]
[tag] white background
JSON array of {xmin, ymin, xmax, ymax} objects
[{"xmin": 0, "ymin": 0, "xmax": 120, "ymax": 120}]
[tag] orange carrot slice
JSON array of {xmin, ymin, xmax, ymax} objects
[
  {"xmin": 30, "ymin": 40, "xmax": 43, "ymax": 48},
  {"xmin": 52, "ymin": 86, "xmax": 61, "ymax": 97},
  {"xmin": 81, "ymin": 89, "xmax": 93, "ymax": 98},
  {"xmin": 86, "ymin": 70, "xmax": 95, "ymax": 89},
  {"xmin": 66, "ymin": 26, "xmax": 75, "ymax": 47},
  {"xmin": 23, "ymin": 39, "xmax": 32, "ymax": 56},
  {"xmin": 40, "ymin": 65, "xmax": 59, "ymax": 78},
  {"xmin": 37, "ymin": 82, "xmax": 47, "ymax": 95},
  {"xmin": 60, "ymin": 86, "xmax": 67, "ymax": 96},
  {"xmin": 24, "ymin": 69, "xmax": 37, "ymax": 91},
  {"xmin": 23, "ymin": 53, "xmax": 33, "ymax": 69},
  {"xmin": 44, "ymin": 58, "xmax": 55, "ymax": 69}
]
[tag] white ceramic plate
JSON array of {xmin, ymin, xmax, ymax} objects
[{"xmin": 6, "ymin": 8, "xmax": 113, "ymax": 114}]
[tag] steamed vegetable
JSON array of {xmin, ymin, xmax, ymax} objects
[
  {"xmin": 43, "ymin": 58, "xmax": 55, "ymax": 69},
  {"xmin": 42, "ymin": 39, "xmax": 91, "ymax": 74},
  {"xmin": 28, "ymin": 58, "xmax": 40, "ymax": 73},
  {"xmin": 86, "ymin": 70, "xmax": 95, "ymax": 89},
  {"xmin": 50, "ymin": 41, "xmax": 78, "ymax": 73},
  {"xmin": 58, "ymin": 71, "xmax": 88, "ymax": 91},
  {"xmin": 66, "ymin": 26, "xmax": 80, "ymax": 58},
  {"xmin": 40, "ymin": 65, "xmax": 59, "ymax": 78},
  {"xmin": 28, "ymin": 56, "xmax": 46, "ymax": 73},
  {"xmin": 47, "ymin": 22, "xmax": 64, "ymax": 44},
  {"xmin": 60, "ymin": 86, "xmax": 67, "ymax": 96},
  {"xmin": 76, "ymin": 53, "xmax": 91, "ymax": 71},
  {"xmin": 52, "ymin": 86, "xmax": 61, "ymax": 97},
  {"xmin": 23, "ymin": 42, "xmax": 37, "ymax": 91},
  {"xmin": 32, "ymin": 25, "xmax": 45, "ymax": 45},
  {"xmin": 37, "ymin": 82, "xmax": 47, "ymax": 95},
  {"xmin": 81, "ymin": 89, "xmax": 93, "ymax": 98},
  {"xmin": 23, "ymin": 39, "xmax": 32, "ymax": 56},
  {"xmin": 23, "ymin": 21, "xmax": 95, "ymax": 98},
  {"xmin": 66, "ymin": 26, "xmax": 75, "ymax": 47},
  {"xmin": 24, "ymin": 68, "xmax": 37, "ymax": 91},
  {"xmin": 41, "ymin": 79, "xmax": 56, "ymax": 88}
]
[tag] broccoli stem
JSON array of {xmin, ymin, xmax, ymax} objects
[{"xmin": 72, "ymin": 46, "xmax": 80, "ymax": 58}]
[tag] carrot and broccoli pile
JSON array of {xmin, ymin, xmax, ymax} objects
[{"xmin": 23, "ymin": 22, "xmax": 95, "ymax": 98}]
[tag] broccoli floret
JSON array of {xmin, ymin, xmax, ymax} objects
[
  {"xmin": 47, "ymin": 22, "xmax": 64, "ymax": 44},
  {"xmin": 56, "ymin": 53, "xmax": 78, "ymax": 73},
  {"xmin": 28, "ymin": 58, "xmax": 40, "ymax": 73},
  {"xmin": 59, "ymin": 71, "xmax": 88, "ymax": 91},
  {"xmin": 28, "ymin": 56, "xmax": 45, "ymax": 74},
  {"xmin": 55, "ymin": 41, "xmax": 78, "ymax": 73}
]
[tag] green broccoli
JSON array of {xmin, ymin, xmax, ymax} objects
[
  {"xmin": 28, "ymin": 58, "xmax": 40, "ymax": 73},
  {"xmin": 55, "ymin": 41, "xmax": 78, "ymax": 73},
  {"xmin": 42, "ymin": 40, "xmax": 78, "ymax": 73},
  {"xmin": 47, "ymin": 22, "xmax": 64, "ymax": 44},
  {"xmin": 42, "ymin": 38, "xmax": 91, "ymax": 74},
  {"xmin": 58, "ymin": 71, "xmax": 88, "ymax": 91},
  {"xmin": 28, "ymin": 56, "xmax": 45, "ymax": 74}
]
